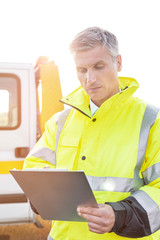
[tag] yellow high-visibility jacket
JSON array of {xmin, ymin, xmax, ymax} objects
[{"xmin": 23, "ymin": 77, "xmax": 160, "ymax": 240}]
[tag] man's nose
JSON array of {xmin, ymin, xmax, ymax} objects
[{"xmin": 86, "ymin": 70, "xmax": 96, "ymax": 83}]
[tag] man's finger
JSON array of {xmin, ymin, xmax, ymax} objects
[
  {"xmin": 77, "ymin": 206, "xmax": 102, "ymax": 217},
  {"xmin": 77, "ymin": 211, "xmax": 100, "ymax": 222}
]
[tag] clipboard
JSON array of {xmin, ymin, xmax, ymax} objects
[{"xmin": 10, "ymin": 169, "xmax": 98, "ymax": 222}]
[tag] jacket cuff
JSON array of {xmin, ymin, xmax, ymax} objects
[{"xmin": 105, "ymin": 201, "xmax": 127, "ymax": 232}]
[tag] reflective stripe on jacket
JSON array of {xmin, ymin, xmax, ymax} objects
[{"xmin": 23, "ymin": 77, "xmax": 160, "ymax": 240}]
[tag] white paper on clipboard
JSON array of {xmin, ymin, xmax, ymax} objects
[{"xmin": 10, "ymin": 169, "xmax": 98, "ymax": 222}]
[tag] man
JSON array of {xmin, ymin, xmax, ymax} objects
[{"xmin": 23, "ymin": 27, "xmax": 160, "ymax": 239}]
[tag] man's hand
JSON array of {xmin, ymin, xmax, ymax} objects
[{"xmin": 77, "ymin": 204, "xmax": 115, "ymax": 234}]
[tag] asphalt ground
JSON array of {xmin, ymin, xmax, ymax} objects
[{"xmin": 0, "ymin": 216, "xmax": 51, "ymax": 240}]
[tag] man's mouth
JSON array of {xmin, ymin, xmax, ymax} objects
[{"xmin": 87, "ymin": 87, "xmax": 101, "ymax": 91}]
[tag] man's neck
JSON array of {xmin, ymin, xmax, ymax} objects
[{"xmin": 90, "ymin": 87, "xmax": 121, "ymax": 110}]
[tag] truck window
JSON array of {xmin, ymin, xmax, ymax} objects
[{"xmin": 0, "ymin": 74, "xmax": 21, "ymax": 129}]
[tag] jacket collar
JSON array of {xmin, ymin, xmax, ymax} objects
[{"xmin": 60, "ymin": 77, "xmax": 139, "ymax": 118}]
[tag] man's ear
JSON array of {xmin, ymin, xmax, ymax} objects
[{"xmin": 117, "ymin": 55, "xmax": 122, "ymax": 72}]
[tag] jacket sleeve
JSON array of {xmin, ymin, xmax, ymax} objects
[
  {"xmin": 107, "ymin": 196, "xmax": 152, "ymax": 238},
  {"xmin": 23, "ymin": 114, "xmax": 57, "ymax": 170},
  {"xmin": 107, "ymin": 112, "xmax": 160, "ymax": 238}
]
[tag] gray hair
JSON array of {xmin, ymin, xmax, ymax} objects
[{"xmin": 70, "ymin": 27, "xmax": 119, "ymax": 59}]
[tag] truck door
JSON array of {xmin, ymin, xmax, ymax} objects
[{"xmin": 0, "ymin": 64, "xmax": 36, "ymax": 224}]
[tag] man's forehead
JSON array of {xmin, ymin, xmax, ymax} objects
[
  {"xmin": 73, "ymin": 46, "xmax": 110, "ymax": 67},
  {"xmin": 76, "ymin": 60, "xmax": 105, "ymax": 69}
]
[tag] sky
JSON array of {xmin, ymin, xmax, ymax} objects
[{"xmin": 0, "ymin": 0, "xmax": 160, "ymax": 106}]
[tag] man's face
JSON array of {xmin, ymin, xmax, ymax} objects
[{"xmin": 73, "ymin": 45, "xmax": 122, "ymax": 107}]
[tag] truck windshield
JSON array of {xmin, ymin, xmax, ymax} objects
[{"xmin": 0, "ymin": 74, "xmax": 21, "ymax": 129}]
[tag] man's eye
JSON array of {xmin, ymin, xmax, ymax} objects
[
  {"xmin": 95, "ymin": 65, "xmax": 104, "ymax": 69},
  {"xmin": 77, "ymin": 68, "xmax": 87, "ymax": 73}
]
